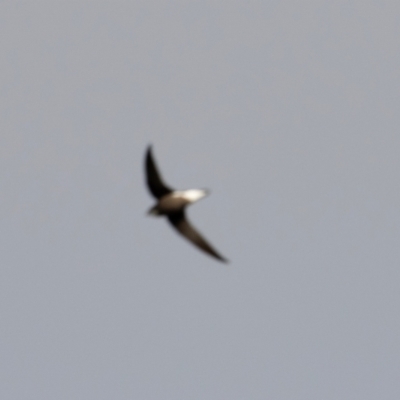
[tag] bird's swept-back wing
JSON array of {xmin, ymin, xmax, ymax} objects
[
  {"xmin": 145, "ymin": 145, "xmax": 173, "ymax": 199},
  {"xmin": 168, "ymin": 211, "xmax": 228, "ymax": 263}
]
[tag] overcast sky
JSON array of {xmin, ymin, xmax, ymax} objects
[{"xmin": 1, "ymin": 2, "xmax": 400, "ymax": 399}]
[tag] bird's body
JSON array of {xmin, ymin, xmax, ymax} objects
[
  {"xmin": 148, "ymin": 190, "xmax": 208, "ymax": 215},
  {"xmin": 144, "ymin": 145, "xmax": 228, "ymax": 263}
]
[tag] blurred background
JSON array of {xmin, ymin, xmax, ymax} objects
[{"xmin": 1, "ymin": 2, "xmax": 399, "ymax": 399}]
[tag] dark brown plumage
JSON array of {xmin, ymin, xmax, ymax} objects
[{"xmin": 145, "ymin": 145, "xmax": 228, "ymax": 263}]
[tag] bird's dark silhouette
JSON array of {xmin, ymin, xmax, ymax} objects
[{"xmin": 145, "ymin": 145, "xmax": 228, "ymax": 263}]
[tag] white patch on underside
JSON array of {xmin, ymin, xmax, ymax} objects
[{"xmin": 172, "ymin": 189, "xmax": 208, "ymax": 203}]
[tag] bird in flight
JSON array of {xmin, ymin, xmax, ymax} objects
[{"xmin": 144, "ymin": 145, "xmax": 228, "ymax": 263}]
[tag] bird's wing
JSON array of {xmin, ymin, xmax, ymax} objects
[
  {"xmin": 145, "ymin": 145, "xmax": 173, "ymax": 199},
  {"xmin": 168, "ymin": 210, "xmax": 228, "ymax": 263}
]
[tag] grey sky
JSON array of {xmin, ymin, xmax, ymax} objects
[{"xmin": 1, "ymin": 2, "xmax": 399, "ymax": 399}]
